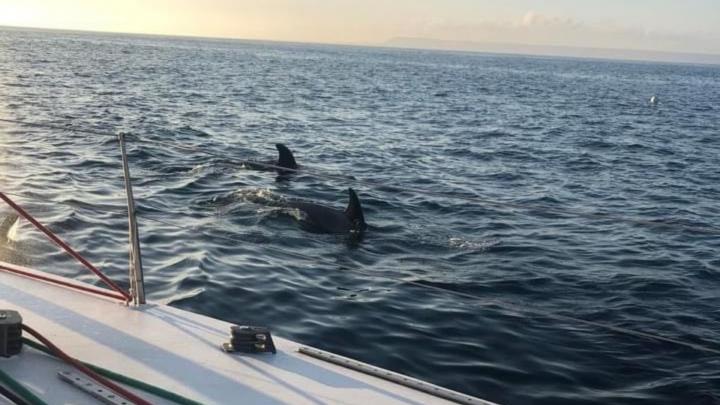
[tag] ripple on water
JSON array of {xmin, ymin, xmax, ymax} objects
[{"xmin": 1, "ymin": 28, "xmax": 719, "ymax": 405}]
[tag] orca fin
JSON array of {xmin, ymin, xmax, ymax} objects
[
  {"xmin": 345, "ymin": 188, "xmax": 366, "ymax": 232},
  {"xmin": 275, "ymin": 144, "xmax": 298, "ymax": 169},
  {"xmin": 0, "ymin": 214, "xmax": 19, "ymax": 242}
]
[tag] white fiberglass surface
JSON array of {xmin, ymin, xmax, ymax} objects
[{"xmin": 0, "ymin": 267, "xmax": 484, "ymax": 405}]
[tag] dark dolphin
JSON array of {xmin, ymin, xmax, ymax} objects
[
  {"xmin": 287, "ymin": 188, "xmax": 367, "ymax": 235},
  {"xmin": 0, "ymin": 214, "xmax": 19, "ymax": 244},
  {"xmin": 275, "ymin": 143, "xmax": 298, "ymax": 170},
  {"xmin": 246, "ymin": 143, "xmax": 298, "ymax": 172}
]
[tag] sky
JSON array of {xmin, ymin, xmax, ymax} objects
[{"xmin": 1, "ymin": 0, "xmax": 719, "ymax": 55}]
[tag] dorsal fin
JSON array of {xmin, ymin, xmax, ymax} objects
[
  {"xmin": 275, "ymin": 143, "xmax": 297, "ymax": 169},
  {"xmin": 0, "ymin": 214, "xmax": 19, "ymax": 242},
  {"xmin": 344, "ymin": 188, "xmax": 366, "ymax": 231}
]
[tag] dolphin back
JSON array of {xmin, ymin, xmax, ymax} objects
[
  {"xmin": 345, "ymin": 188, "xmax": 366, "ymax": 232},
  {"xmin": 284, "ymin": 189, "xmax": 367, "ymax": 236},
  {"xmin": 275, "ymin": 143, "xmax": 298, "ymax": 169}
]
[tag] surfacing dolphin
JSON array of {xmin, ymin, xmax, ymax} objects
[
  {"xmin": 246, "ymin": 143, "xmax": 298, "ymax": 173},
  {"xmin": 0, "ymin": 214, "xmax": 19, "ymax": 244},
  {"xmin": 287, "ymin": 188, "xmax": 367, "ymax": 235}
]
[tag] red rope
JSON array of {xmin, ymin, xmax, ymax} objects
[
  {"xmin": 22, "ymin": 324, "xmax": 152, "ymax": 405},
  {"xmin": 0, "ymin": 263, "xmax": 127, "ymax": 301},
  {"xmin": 0, "ymin": 192, "xmax": 131, "ymax": 301}
]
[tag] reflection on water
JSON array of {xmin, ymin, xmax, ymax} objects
[{"xmin": 0, "ymin": 27, "xmax": 719, "ymax": 405}]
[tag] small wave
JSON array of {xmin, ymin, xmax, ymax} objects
[
  {"xmin": 223, "ymin": 192, "xmax": 319, "ymax": 225},
  {"xmin": 190, "ymin": 162, "xmax": 215, "ymax": 175},
  {"xmin": 157, "ymin": 287, "xmax": 206, "ymax": 305},
  {"xmin": 578, "ymin": 139, "xmax": 614, "ymax": 149},
  {"xmin": 475, "ymin": 128, "xmax": 509, "ymax": 139},
  {"xmin": 211, "ymin": 188, "xmax": 292, "ymax": 216},
  {"xmin": 448, "ymin": 237, "xmax": 500, "ymax": 251},
  {"xmin": 280, "ymin": 207, "xmax": 309, "ymax": 222},
  {"xmin": 232, "ymin": 188, "xmax": 285, "ymax": 206},
  {"xmin": 178, "ymin": 125, "xmax": 211, "ymax": 137}
]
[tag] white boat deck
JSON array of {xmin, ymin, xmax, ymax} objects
[{"xmin": 0, "ymin": 262, "xmax": 495, "ymax": 405}]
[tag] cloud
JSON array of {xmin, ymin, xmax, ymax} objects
[
  {"xmin": 414, "ymin": 11, "xmax": 720, "ymax": 54},
  {"xmin": 519, "ymin": 11, "xmax": 578, "ymax": 28}
]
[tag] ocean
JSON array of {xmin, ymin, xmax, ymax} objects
[{"xmin": 1, "ymin": 27, "xmax": 719, "ymax": 404}]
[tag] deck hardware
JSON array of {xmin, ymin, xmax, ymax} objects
[
  {"xmin": 298, "ymin": 346, "xmax": 495, "ymax": 405},
  {"xmin": 222, "ymin": 325, "xmax": 276, "ymax": 354},
  {"xmin": 0, "ymin": 309, "xmax": 22, "ymax": 358},
  {"xmin": 58, "ymin": 370, "xmax": 130, "ymax": 405}
]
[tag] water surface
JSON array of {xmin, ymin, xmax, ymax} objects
[{"xmin": 1, "ymin": 28, "xmax": 719, "ymax": 404}]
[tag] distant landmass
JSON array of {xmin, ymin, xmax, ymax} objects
[{"xmin": 385, "ymin": 37, "xmax": 720, "ymax": 66}]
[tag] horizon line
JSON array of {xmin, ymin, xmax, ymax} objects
[{"xmin": 2, "ymin": 23, "xmax": 719, "ymax": 67}]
